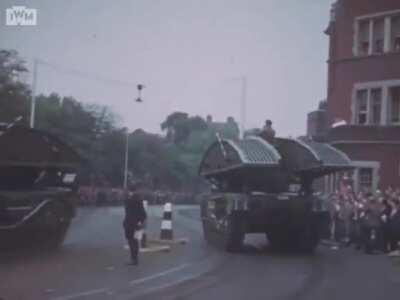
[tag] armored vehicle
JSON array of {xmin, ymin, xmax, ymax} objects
[
  {"xmin": 0, "ymin": 124, "xmax": 80, "ymax": 249},
  {"xmin": 199, "ymin": 136, "xmax": 353, "ymax": 252}
]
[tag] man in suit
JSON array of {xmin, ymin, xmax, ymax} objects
[{"xmin": 123, "ymin": 183, "xmax": 147, "ymax": 265}]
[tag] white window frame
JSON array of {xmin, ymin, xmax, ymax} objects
[
  {"xmin": 354, "ymin": 89, "xmax": 369, "ymax": 125},
  {"xmin": 389, "ymin": 86, "xmax": 400, "ymax": 125},
  {"xmin": 351, "ymin": 79, "xmax": 400, "ymax": 125},
  {"xmin": 352, "ymin": 161, "xmax": 380, "ymax": 193},
  {"xmin": 370, "ymin": 88, "xmax": 383, "ymax": 125},
  {"xmin": 354, "ymin": 9, "xmax": 400, "ymax": 56}
]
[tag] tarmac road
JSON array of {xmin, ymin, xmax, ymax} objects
[{"xmin": 1, "ymin": 205, "xmax": 400, "ymax": 300}]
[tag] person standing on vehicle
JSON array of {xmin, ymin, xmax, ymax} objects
[
  {"xmin": 123, "ymin": 183, "xmax": 147, "ymax": 265},
  {"xmin": 260, "ymin": 119, "xmax": 276, "ymax": 144}
]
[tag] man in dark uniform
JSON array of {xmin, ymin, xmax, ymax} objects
[
  {"xmin": 259, "ymin": 119, "xmax": 276, "ymax": 144},
  {"xmin": 123, "ymin": 183, "xmax": 147, "ymax": 265}
]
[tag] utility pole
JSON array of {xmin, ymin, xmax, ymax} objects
[
  {"xmin": 123, "ymin": 129, "xmax": 129, "ymax": 189},
  {"xmin": 240, "ymin": 76, "xmax": 247, "ymax": 139},
  {"xmin": 30, "ymin": 58, "xmax": 38, "ymax": 128},
  {"xmin": 123, "ymin": 84, "xmax": 145, "ymax": 189}
]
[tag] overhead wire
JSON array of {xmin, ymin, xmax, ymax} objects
[{"xmin": 35, "ymin": 58, "xmax": 138, "ymax": 88}]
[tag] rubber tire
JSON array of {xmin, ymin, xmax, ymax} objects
[
  {"xmin": 295, "ymin": 225, "xmax": 319, "ymax": 254},
  {"xmin": 223, "ymin": 215, "xmax": 245, "ymax": 253},
  {"xmin": 267, "ymin": 226, "xmax": 319, "ymax": 254},
  {"xmin": 43, "ymin": 221, "xmax": 70, "ymax": 250},
  {"xmin": 40, "ymin": 201, "xmax": 72, "ymax": 251},
  {"xmin": 202, "ymin": 218, "xmax": 213, "ymax": 244},
  {"xmin": 267, "ymin": 230, "xmax": 292, "ymax": 251}
]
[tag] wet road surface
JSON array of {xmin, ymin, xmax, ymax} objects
[{"xmin": 1, "ymin": 206, "xmax": 400, "ymax": 300}]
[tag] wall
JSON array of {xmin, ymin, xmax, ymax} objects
[
  {"xmin": 333, "ymin": 142, "xmax": 400, "ymax": 189},
  {"xmin": 327, "ymin": 0, "xmax": 400, "ymax": 124}
]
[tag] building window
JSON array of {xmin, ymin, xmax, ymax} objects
[
  {"xmin": 355, "ymin": 12, "xmax": 400, "ymax": 56},
  {"xmin": 390, "ymin": 87, "xmax": 400, "ymax": 124},
  {"xmin": 353, "ymin": 82, "xmax": 400, "ymax": 126},
  {"xmin": 391, "ymin": 16, "xmax": 400, "ymax": 52},
  {"xmin": 371, "ymin": 88, "xmax": 382, "ymax": 124},
  {"xmin": 373, "ymin": 18, "xmax": 385, "ymax": 54},
  {"xmin": 359, "ymin": 168, "xmax": 373, "ymax": 191},
  {"xmin": 358, "ymin": 20, "xmax": 370, "ymax": 55},
  {"xmin": 356, "ymin": 89, "xmax": 368, "ymax": 125}
]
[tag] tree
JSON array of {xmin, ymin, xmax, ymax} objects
[
  {"xmin": 161, "ymin": 112, "xmax": 189, "ymax": 144},
  {"xmin": 0, "ymin": 49, "xmax": 30, "ymax": 124},
  {"xmin": 34, "ymin": 93, "xmax": 125, "ymax": 185},
  {"xmin": 127, "ymin": 129, "xmax": 190, "ymax": 189},
  {"xmin": 161, "ymin": 112, "xmax": 208, "ymax": 145}
]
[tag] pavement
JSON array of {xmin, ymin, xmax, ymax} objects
[{"xmin": 1, "ymin": 205, "xmax": 400, "ymax": 300}]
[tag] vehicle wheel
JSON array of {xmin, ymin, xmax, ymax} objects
[
  {"xmin": 267, "ymin": 226, "xmax": 319, "ymax": 253},
  {"xmin": 295, "ymin": 225, "xmax": 319, "ymax": 253},
  {"xmin": 202, "ymin": 218, "xmax": 213, "ymax": 243},
  {"xmin": 222, "ymin": 214, "xmax": 245, "ymax": 253},
  {"xmin": 44, "ymin": 221, "xmax": 71, "ymax": 250},
  {"xmin": 40, "ymin": 202, "xmax": 71, "ymax": 250},
  {"xmin": 267, "ymin": 230, "xmax": 292, "ymax": 251}
]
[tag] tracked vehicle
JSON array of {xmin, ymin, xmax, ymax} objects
[
  {"xmin": 0, "ymin": 124, "xmax": 80, "ymax": 249},
  {"xmin": 199, "ymin": 136, "xmax": 353, "ymax": 252}
]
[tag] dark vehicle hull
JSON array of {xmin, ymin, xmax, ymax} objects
[
  {"xmin": 198, "ymin": 136, "xmax": 352, "ymax": 253},
  {"xmin": 0, "ymin": 124, "xmax": 80, "ymax": 250},
  {"xmin": 201, "ymin": 192, "xmax": 330, "ymax": 253},
  {"xmin": 0, "ymin": 189, "xmax": 76, "ymax": 250}
]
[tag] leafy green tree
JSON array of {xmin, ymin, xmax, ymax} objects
[
  {"xmin": 161, "ymin": 111, "xmax": 189, "ymax": 144},
  {"xmin": 127, "ymin": 129, "xmax": 190, "ymax": 190},
  {"xmin": 35, "ymin": 93, "xmax": 125, "ymax": 185},
  {"xmin": 161, "ymin": 112, "xmax": 208, "ymax": 145},
  {"xmin": 0, "ymin": 49, "xmax": 30, "ymax": 124}
]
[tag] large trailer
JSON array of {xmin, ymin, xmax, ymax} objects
[
  {"xmin": 0, "ymin": 124, "xmax": 80, "ymax": 250},
  {"xmin": 199, "ymin": 136, "xmax": 353, "ymax": 253}
]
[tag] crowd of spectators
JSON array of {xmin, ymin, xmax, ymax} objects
[
  {"xmin": 327, "ymin": 185, "xmax": 400, "ymax": 256},
  {"xmin": 77, "ymin": 186, "xmax": 196, "ymax": 206}
]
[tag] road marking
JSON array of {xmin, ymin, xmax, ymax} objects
[
  {"xmin": 129, "ymin": 263, "xmax": 191, "ymax": 285},
  {"xmin": 123, "ymin": 244, "xmax": 171, "ymax": 253},
  {"xmin": 149, "ymin": 237, "xmax": 189, "ymax": 245},
  {"xmin": 51, "ymin": 288, "xmax": 108, "ymax": 300},
  {"xmin": 135, "ymin": 272, "xmax": 208, "ymax": 298}
]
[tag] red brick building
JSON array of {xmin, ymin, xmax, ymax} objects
[{"xmin": 320, "ymin": 0, "xmax": 400, "ymax": 193}]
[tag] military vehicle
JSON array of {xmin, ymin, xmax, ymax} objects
[
  {"xmin": 0, "ymin": 124, "xmax": 80, "ymax": 249},
  {"xmin": 199, "ymin": 136, "xmax": 353, "ymax": 252}
]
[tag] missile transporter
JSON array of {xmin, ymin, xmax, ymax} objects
[
  {"xmin": 199, "ymin": 136, "xmax": 353, "ymax": 253},
  {"xmin": 0, "ymin": 124, "xmax": 80, "ymax": 250}
]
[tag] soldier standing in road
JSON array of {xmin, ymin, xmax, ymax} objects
[{"xmin": 123, "ymin": 183, "xmax": 147, "ymax": 265}]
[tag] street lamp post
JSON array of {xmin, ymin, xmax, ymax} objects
[
  {"xmin": 123, "ymin": 129, "xmax": 129, "ymax": 189},
  {"xmin": 240, "ymin": 76, "xmax": 247, "ymax": 139},
  {"xmin": 30, "ymin": 58, "xmax": 39, "ymax": 128},
  {"xmin": 123, "ymin": 84, "xmax": 145, "ymax": 189}
]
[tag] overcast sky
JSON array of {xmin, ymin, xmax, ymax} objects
[{"xmin": 0, "ymin": 0, "xmax": 333, "ymax": 136}]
